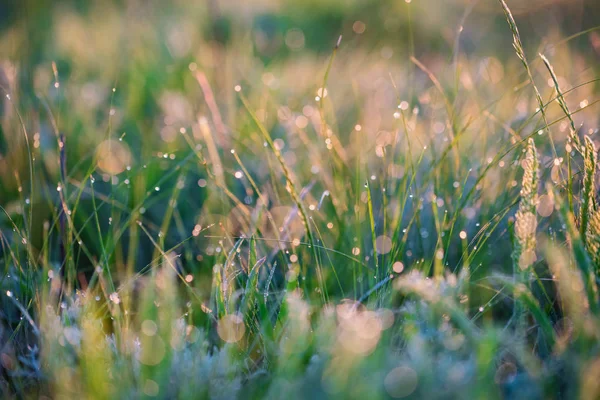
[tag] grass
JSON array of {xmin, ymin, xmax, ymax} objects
[{"xmin": 1, "ymin": 0, "xmax": 600, "ymax": 398}]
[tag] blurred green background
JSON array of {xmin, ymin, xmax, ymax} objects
[{"xmin": 1, "ymin": 0, "xmax": 600, "ymax": 290}]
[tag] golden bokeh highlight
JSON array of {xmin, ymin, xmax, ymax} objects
[
  {"xmin": 375, "ymin": 235, "xmax": 393, "ymax": 254},
  {"xmin": 217, "ymin": 314, "xmax": 246, "ymax": 343},
  {"xmin": 335, "ymin": 301, "xmax": 383, "ymax": 356},
  {"xmin": 536, "ymin": 194, "xmax": 554, "ymax": 217},
  {"xmin": 96, "ymin": 140, "xmax": 131, "ymax": 175}
]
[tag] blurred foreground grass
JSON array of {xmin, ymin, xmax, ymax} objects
[{"xmin": 1, "ymin": 0, "xmax": 600, "ymax": 398}]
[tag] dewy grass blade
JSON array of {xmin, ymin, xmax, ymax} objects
[{"xmin": 365, "ymin": 179, "xmax": 379, "ymax": 277}]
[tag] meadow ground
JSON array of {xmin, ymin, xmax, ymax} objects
[{"xmin": 1, "ymin": 0, "xmax": 600, "ymax": 398}]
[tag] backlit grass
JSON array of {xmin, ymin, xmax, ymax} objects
[{"xmin": 1, "ymin": 0, "xmax": 600, "ymax": 398}]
